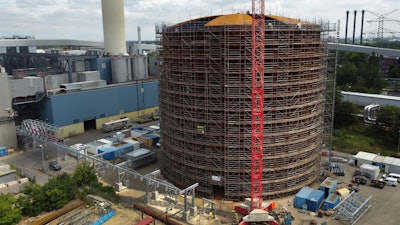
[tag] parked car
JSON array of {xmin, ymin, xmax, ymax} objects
[
  {"xmin": 352, "ymin": 176, "xmax": 367, "ymax": 185},
  {"xmin": 49, "ymin": 161, "xmax": 61, "ymax": 171},
  {"xmin": 371, "ymin": 179, "xmax": 385, "ymax": 189}
]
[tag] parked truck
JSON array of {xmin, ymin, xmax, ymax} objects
[{"xmin": 102, "ymin": 118, "xmax": 131, "ymax": 132}]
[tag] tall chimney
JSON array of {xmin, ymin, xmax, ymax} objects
[
  {"xmin": 137, "ymin": 26, "xmax": 142, "ymax": 55},
  {"xmin": 101, "ymin": 0, "xmax": 127, "ymax": 55},
  {"xmin": 360, "ymin": 9, "xmax": 365, "ymax": 45},
  {"xmin": 352, "ymin": 10, "xmax": 357, "ymax": 44},
  {"xmin": 345, "ymin": 10, "xmax": 349, "ymax": 44}
]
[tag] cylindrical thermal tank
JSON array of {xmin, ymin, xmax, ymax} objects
[
  {"xmin": 101, "ymin": 0, "xmax": 127, "ymax": 55},
  {"xmin": 111, "ymin": 57, "xmax": 131, "ymax": 83},
  {"xmin": 131, "ymin": 55, "xmax": 148, "ymax": 80}
]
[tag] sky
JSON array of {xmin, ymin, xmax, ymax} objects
[{"xmin": 0, "ymin": 0, "xmax": 399, "ymax": 42}]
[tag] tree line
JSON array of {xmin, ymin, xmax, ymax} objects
[{"xmin": 0, "ymin": 163, "xmax": 117, "ymax": 225}]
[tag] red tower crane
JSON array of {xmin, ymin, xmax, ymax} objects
[{"xmin": 250, "ymin": 0, "xmax": 265, "ymax": 211}]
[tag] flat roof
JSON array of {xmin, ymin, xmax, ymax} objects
[
  {"xmin": 354, "ymin": 151, "xmax": 377, "ymax": 161},
  {"xmin": 0, "ymin": 165, "xmax": 15, "ymax": 177},
  {"xmin": 373, "ymin": 155, "xmax": 385, "ymax": 163}
]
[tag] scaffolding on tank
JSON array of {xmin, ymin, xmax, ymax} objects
[{"xmin": 156, "ymin": 16, "xmax": 337, "ymax": 201}]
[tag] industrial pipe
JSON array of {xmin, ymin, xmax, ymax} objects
[
  {"xmin": 345, "ymin": 10, "xmax": 349, "ymax": 44},
  {"xmin": 352, "ymin": 10, "xmax": 357, "ymax": 44},
  {"xmin": 360, "ymin": 9, "xmax": 365, "ymax": 45},
  {"xmin": 134, "ymin": 203, "xmax": 183, "ymax": 225}
]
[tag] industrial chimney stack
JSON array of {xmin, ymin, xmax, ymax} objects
[{"xmin": 101, "ymin": 0, "xmax": 127, "ymax": 55}]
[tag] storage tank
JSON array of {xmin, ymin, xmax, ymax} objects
[
  {"xmin": 131, "ymin": 55, "xmax": 148, "ymax": 80},
  {"xmin": 111, "ymin": 56, "xmax": 132, "ymax": 83},
  {"xmin": 157, "ymin": 14, "xmax": 328, "ymax": 200},
  {"xmin": 101, "ymin": 0, "xmax": 127, "ymax": 55}
]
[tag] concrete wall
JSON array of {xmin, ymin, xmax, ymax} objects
[
  {"xmin": 0, "ymin": 71, "xmax": 17, "ymax": 148},
  {"xmin": 60, "ymin": 106, "xmax": 158, "ymax": 138}
]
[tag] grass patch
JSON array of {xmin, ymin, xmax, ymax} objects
[{"xmin": 333, "ymin": 124, "xmax": 398, "ymax": 157}]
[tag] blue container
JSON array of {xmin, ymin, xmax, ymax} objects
[
  {"xmin": 98, "ymin": 143, "xmax": 134, "ymax": 160},
  {"xmin": 320, "ymin": 177, "xmax": 338, "ymax": 198},
  {"xmin": 133, "ymin": 126, "xmax": 143, "ymax": 131},
  {"xmin": 98, "ymin": 145, "xmax": 115, "ymax": 160},
  {"xmin": 323, "ymin": 193, "xmax": 340, "ymax": 210},
  {"xmin": 306, "ymin": 189, "xmax": 325, "ymax": 212},
  {"xmin": 0, "ymin": 146, "xmax": 8, "ymax": 157},
  {"xmin": 294, "ymin": 187, "xmax": 313, "ymax": 209}
]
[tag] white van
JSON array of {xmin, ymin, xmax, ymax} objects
[
  {"xmin": 387, "ymin": 173, "xmax": 400, "ymax": 182},
  {"xmin": 385, "ymin": 177, "xmax": 398, "ymax": 187}
]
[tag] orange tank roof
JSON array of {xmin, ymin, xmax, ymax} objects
[
  {"xmin": 267, "ymin": 14, "xmax": 311, "ymax": 25},
  {"xmin": 205, "ymin": 14, "xmax": 252, "ymax": 26}
]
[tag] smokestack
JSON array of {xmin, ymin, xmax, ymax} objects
[
  {"xmin": 345, "ymin": 11, "xmax": 349, "ymax": 44},
  {"xmin": 352, "ymin": 10, "xmax": 357, "ymax": 44},
  {"xmin": 360, "ymin": 9, "xmax": 365, "ymax": 45},
  {"xmin": 137, "ymin": 26, "xmax": 142, "ymax": 55},
  {"xmin": 101, "ymin": 0, "xmax": 127, "ymax": 55}
]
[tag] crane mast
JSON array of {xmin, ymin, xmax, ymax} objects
[{"xmin": 250, "ymin": 0, "xmax": 265, "ymax": 211}]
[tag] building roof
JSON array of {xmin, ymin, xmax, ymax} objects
[
  {"xmin": 354, "ymin": 151, "xmax": 377, "ymax": 161},
  {"xmin": 382, "ymin": 156, "xmax": 396, "ymax": 164},
  {"xmin": 205, "ymin": 14, "xmax": 252, "ymax": 26},
  {"xmin": 267, "ymin": 15, "xmax": 304, "ymax": 25},
  {"xmin": 392, "ymin": 158, "xmax": 400, "ymax": 167},
  {"xmin": 0, "ymin": 165, "xmax": 15, "ymax": 177},
  {"xmin": 373, "ymin": 155, "xmax": 385, "ymax": 163}
]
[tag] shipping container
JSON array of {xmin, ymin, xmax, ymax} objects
[
  {"xmin": 126, "ymin": 148, "xmax": 157, "ymax": 168},
  {"xmin": 142, "ymin": 133, "xmax": 160, "ymax": 145},
  {"xmin": 86, "ymin": 139, "xmax": 113, "ymax": 155},
  {"xmin": 320, "ymin": 177, "xmax": 338, "ymax": 198},
  {"xmin": 305, "ymin": 189, "xmax": 325, "ymax": 212},
  {"xmin": 323, "ymin": 193, "xmax": 340, "ymax": 210},
  {"xmin": 131, "ymin": 129, "xmax": 151, "ymax": 139},
  {"xmin": 294, "ymin": 187, "xmax": 313, "ymax": 209},
  {"xmin": 0, "ymin": 146, "xmax": 9, "ymax": 157},
  {"xmin": 98, "ymin": 143, "xmax": 133, "ymax": 160},
  {"xmin": 122, "ymin": 139, "xmax": 141, "ymax": 150}
]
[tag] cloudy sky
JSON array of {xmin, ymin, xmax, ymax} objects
[{"xmin": 0, "ymin": 0, "xmax": 399, "ymax": 41}]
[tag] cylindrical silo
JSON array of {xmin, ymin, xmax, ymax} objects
[
  {"xmin": 157, "ymin": 14, "xmax": 327, "ymax": 200},
  {"xmin": 101, "ymin": 0, "xmax": 127, "ymax": 55},
  {"xmin": 111, "ymin": 56, "xmax": 131, "ymax": 83},
  {"xmin": 131, "ymin": 55, "xmax": 148, "ymax": 80}
]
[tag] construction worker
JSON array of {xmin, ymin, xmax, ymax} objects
[{"xmin": 209, "ymin": 211, "xmax": 213, "ymax": 219}]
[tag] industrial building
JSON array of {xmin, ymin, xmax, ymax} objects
[
  {"xmin": 157, "ymin": 14, "xmax": 332, "ymax": 200},
  {"xmin": 0, "ymin": 0, "xmax": 159, "ymax": 149}
]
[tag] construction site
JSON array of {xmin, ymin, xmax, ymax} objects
[{"xmin": 157, "ymin": 13, "xmax": 334, "ymax": 201}]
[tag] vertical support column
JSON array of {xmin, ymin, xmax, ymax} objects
[{"xmin": 251, "ymin": 0, "xmax": 265, "ymax": 211}]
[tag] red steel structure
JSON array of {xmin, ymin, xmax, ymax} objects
[{"xmin": 250, "ymin": 0, "xmax": 265, "ymax": 211}]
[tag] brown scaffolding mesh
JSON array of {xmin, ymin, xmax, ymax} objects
[{"xmin": 156, "ymin": 14, "xmax": 333, "ymax": 200}]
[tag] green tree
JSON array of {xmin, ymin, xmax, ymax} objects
[
  {"xmin": 42, "ymin": 173, "xmax": 77, "ymax": 211},
  {"xmin": 376, "ymin": 106, "xmax": 400, "ymax": 133},
  {"xmin": 19, "ymin": 183, "xmax": 45, "ymax": 216},
  {"xmin": 337, "ymin": 52, "xmax": 386, "ymax": 94},
  {"xmin": 0, "ymin": 193, "xmax": 22, "ymax": 225},
  {"xmin": 334, "ymin": 101, "xmax": 359, "ymax": 128},
  {"xmin": 73, "ymin": 163, "xmax": 98, "ymax": 189}
]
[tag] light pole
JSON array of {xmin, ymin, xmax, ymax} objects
[
  {"xmin": 397, "ymin": 130, "xmax": 400, "ymax": 154},
  {"xmin": 39, "ymin": 144, "xmax": 45, "ymax": 170}
]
